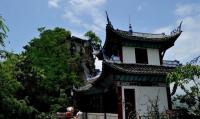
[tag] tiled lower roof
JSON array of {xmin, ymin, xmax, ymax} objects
[
  {"xmin": 74, "ymin": 62, "xmax": 173, "ymax": 92},
  {"xmin": 104, "ymin": 62, "xmax": 174, "ymax": 75}
]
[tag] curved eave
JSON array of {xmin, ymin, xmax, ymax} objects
[
  {"xmin": 74, "ymin": 67, "xmax": 106, "ymax": 93},
  {"xmin": 74, "ymin": 61, "xmax": 175, "ymax": 93},
  {"xmin": 116, "ymin": 31, "xmax": 181, "ymax": 43},
  {"xmin": 103, "ymin": 61, "xmax": 175, "ymax": 76},
  {"xmin": 103, "ymin": 25, "xmax": 182, "ymax": 50}
]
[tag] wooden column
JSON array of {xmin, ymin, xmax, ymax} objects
[
  {"xmin": 166, "ymin": 86, "xmax": 172, "ymax": 110},
  {"xmin": 117, "ymin": 86, "xmax": 122, "ymax": 119}
]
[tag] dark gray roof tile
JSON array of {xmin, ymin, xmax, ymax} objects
[{"xmin": 104, "ymin": 62, "xmax": 174, "ymax": 75}]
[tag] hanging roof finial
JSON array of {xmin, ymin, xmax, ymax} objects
[{"xmin": 105, "ymin": 11, "xmax": 111, "ymax": 25}]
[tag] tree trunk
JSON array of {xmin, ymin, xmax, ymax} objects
[{"xmin": 171, "ymin": 83, "xmax": 178, "ymax": 96}]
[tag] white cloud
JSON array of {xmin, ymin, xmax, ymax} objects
[
  {"xmin": 159, "ymin": 3, "xmax": 200, "ymax": 64},
  {"xmin": 48, "ymin": 0, "xmax": 60, "ymax": 8},
  {"xmin": 175, "ymin": 4, "xmax": 200, "ymax": 17},
  {"xmin": 137, "ymin": 5, "xmax": 142, "ymax": 11},
  {"xmin": 69, "ymin": 0, "xmax": 106, "ymax": 11},
  {"xmin": 48, "ymin": 0, "xmax": 106, "ymax": 70},
  {"xmin": 62, "ymin": 0, "xmax": 106, "ymax": 33},
  {"xmin": 63, "ymin": 11, "xmax": 81, "ymax": 24},
  {"xmin": 48, "ymin": 0, "xmax": 106, "ymax": 35}
]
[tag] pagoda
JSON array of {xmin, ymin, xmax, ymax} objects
[{"xmin": 74, "ymin": 14, "xmax": 182, "ymax": 119}]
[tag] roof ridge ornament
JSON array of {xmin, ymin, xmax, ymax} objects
[
  {"xmin": 170, "ymin": 20, "xmax": 183, "ymax": 35},
  {"xmin": 106, "ymin": 11, "xmax": 111, "ymax": 25},
  {"xmin": 178, "ymin": 20, "xmax": 183, "ymax": 31}
]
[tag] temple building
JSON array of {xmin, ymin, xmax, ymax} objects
[{"xmin": 74, "ymin": 14, "xmax": 182, "ymax": 119}]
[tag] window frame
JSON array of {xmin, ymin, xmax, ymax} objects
[{"xmin": 135, "ymin": 48, "xmax": 148, "ymax": 64}]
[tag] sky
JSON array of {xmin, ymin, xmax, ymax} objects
[{"xmin": 0, "ymin": 0, "xmax": 200, "ymax": 69}]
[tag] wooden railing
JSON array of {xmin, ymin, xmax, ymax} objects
[
  {"xmin": 56, "ymin": 112, "xmax": 118, "ymax": 119},
  {"xmin": 79, "ymin": 113, "xmax": 118, "ymax": 119},
  {"xmin": 56, "ymin": 110, "xmax": 186, "ymax": 119}
]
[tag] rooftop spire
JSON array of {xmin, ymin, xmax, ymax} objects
[{"xmin": 129, "ymin": 16, "xmax": 133, "ymax": 34}]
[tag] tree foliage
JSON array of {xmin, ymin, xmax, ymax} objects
[
  {"xmin": 0, "ymin": 54, "xmax": 36, "ymax": 119},
  {"xmin": 84, "ymin": 30, "xmax": 101, "ymax": 50},
  {"xmin": 0, "ymin": 24, "xmax": 93, "ymax": 118},
  {"xmin": 0, "ymin": 16, "xmax": 9, "ymax": 47},
  {"xmin": 0, "ymin": 17, "xmax": 36, "ymax": 119},
  {"xmin": 167, "ymin": 56, "xmax": 200, "ymax": 116},
  {"xmin": 14, "ymin": 27, "xmax": 83, "ymax": 118}
]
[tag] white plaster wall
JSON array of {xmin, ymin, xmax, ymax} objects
[
  {"xmin": 122, "ymin": 47, "xmax": 160, "ymax": 65},
  {"xmin": 147, "ymin": 48, "xmax": 160, "ymax": 65},
  {"xmin": 122, "ymin": 86, "xmax": 168, "ymax": 117},
  {"xmin": 122, "ymin": 47, "xmax": 136, "ymax": 63}
]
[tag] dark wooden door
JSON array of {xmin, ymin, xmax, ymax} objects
[{"xmin": 124, "ymin": 89, "xmax": 136, "ymax": 119}]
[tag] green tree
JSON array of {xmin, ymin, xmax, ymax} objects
[
  {"xmin": 15, "ymin": 27, "xmax": 83, "ymax": 118},
  {"xmin": 0, "ymin": 16, "xmax": 9, "ymax": 58},
  {"xmin": 167, "ymin": 56, "xmax": 200, "ymax": 116},
  {"xmin": 0, "ymin": 16, "xmax": 36, "ymax": 119},
  {"xmin": 0, "ymin": 54, "xmax": 36, "ymax": 119},
  {"xmin": 0, "ymin": 16, "xmax": 9, "ymax": 47},
  {"xmin": 85, "ymin": 30, "xmax": 101, "ymax": 50}
]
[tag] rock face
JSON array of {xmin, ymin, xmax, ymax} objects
[{"xmin": 68, "ymin": 36, "xmax": 97, "ymax": 81}]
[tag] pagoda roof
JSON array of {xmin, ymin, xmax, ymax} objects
[
  {"xmin": 103, "ymin": 61, "xmax": 174, "ymax": 75},
  {"xmin": 106, "ymin": 25, "xmax": 181, "ymax": 42},
  {"xmin": 113, "ymin": 29, "xmax": 181, "ymax": 41},
  {"xmin": 103, "ymin": 22, "xmax": 182, "ymax": 51},
  {"xmin": 74, "ymin": 61, "xmax": 174, "ymax": 93}
]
